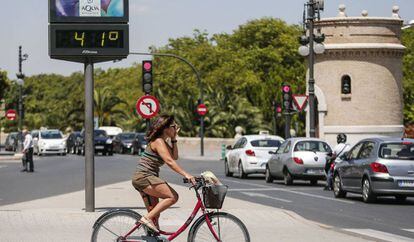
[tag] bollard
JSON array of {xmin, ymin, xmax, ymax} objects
[{"xmin": 221, "ymin": 144, "xmax": 226, "ymax": 160}]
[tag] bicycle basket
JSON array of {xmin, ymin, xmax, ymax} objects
[{"xmin": 202, "ymin": 184, "xmax": 228, "ymax": 209}]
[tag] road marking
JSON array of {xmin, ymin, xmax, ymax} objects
[
  {"xmin": 241, "ymin": 192, "xmax": 292, "ymax": 203},
  {"xmin": 0, "ymin": 165, "xmax": 7, "ymax": 169},
  {"xmin": 344, "ymin": 229, "xmax": 414, "ymax": 242},
  {"xmin": 402, "ymin": 229, "xmax": 414, "ymax": 233},
  {"xmin": 222, "ymin": 178, "xmax": 354, "ymax": 204}
]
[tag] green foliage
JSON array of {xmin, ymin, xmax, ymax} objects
[
  {"xmin": 402, "ymin": 28, "xmax": 414, "ymax": 124},
  {"xmin": 3, "ymin": 18, "xmax": 413, "ymax": 136}
]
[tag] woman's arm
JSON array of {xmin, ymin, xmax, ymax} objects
[
  {"xmin": 153, "ymin": 138, "xmax": 191, "ymax": 178},
  {"xmin": 170, "ymin": 140, "xmax": 178, "ymax": 160}
]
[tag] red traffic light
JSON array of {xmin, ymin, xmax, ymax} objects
[
  {"xmin": 282, "ymin": 85, "xmax": 291, "ymax": 93},
  {"xmin": 143, "ymin": 61, "xmax": 152, "ymax": 71},
  {"xmin": 276, "ymin": 106, "xmax": 282, "ymax": 113}
]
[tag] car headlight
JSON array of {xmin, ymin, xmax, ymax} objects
[{"xmin": 106, "ymin": 139, "xmax": 112, "ymax": 144}]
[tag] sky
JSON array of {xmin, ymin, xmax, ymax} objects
[{"xmin": 1, "ymin": 0, "xmax": 413, "ymax": 80}]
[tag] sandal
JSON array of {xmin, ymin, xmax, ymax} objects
[{"xmin": 139, "ymin": 216, "xmax": 159, "ymax": 233}]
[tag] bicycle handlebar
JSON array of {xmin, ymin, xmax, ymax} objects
[{"xmin": 183, "ymin": 177, "xmax": 204, "ymax": 183}]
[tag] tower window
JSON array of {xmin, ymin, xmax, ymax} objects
[{"xmin": 341, "ymin": 75, "xmax": 351, "ymax": 94}]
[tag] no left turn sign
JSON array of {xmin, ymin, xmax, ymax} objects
[{"xmin": 136, "ymin": 95, "xmax": 160, "ymax": 119}]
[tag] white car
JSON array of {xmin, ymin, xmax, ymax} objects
[
  {"xmin": 225, "ymin": 134, "xmax": 285, "ymax": 178},
  {"xmin": 33, "ymin": 129, "xmax": 66, "ymax": 156},
  {"xmin": 98, "ymin": 126, "xmax": 123, "ymax": 139}
]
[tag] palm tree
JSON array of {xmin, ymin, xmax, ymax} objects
[{"xmin": 94, "ymin": 87, "xmax": 128, "ymax": 127}]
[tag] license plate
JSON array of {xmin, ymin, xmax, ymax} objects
[
  {"xmin": 50, "ymin": 146, "xmax": 59, "ymax": 149},
  {"xmin": 95, "ymin": 146, "xmax": 104, "ymax": 149},
  {"xmin": 398, "ymin": 180, "xmax": 414, "ymax": 187},
  {"xmin": 307, "ymin": 169, "xmax": 323, "ymax": 174}
]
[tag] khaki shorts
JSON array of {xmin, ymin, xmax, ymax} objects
[{"xmin": 132, "ymin": 171, "xmax": 167, "ymax": 192}]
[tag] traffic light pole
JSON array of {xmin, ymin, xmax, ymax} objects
[
  {"xmin": 84, "ymin": 59, "xmax": 95, "ymax": 212},
  {"xmin": 284, "ymin": 111, "xmax": 291, "ymax": 139},
  {"xmin": 308, "ymin": 0, "xmax": 316, "ymax": 138},
  {"xmin": 130, "ymin": 52, "xmax": 205, "ymax": 156}
]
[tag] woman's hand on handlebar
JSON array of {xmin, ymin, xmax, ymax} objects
[{"xmin": 185, "ymin": 174, "xmax": 196, "ymax": 185}]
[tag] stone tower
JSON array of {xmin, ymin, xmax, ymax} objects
[{"xmin": 308, "ymin": 5, "xmax": 406, "ymax": 146}]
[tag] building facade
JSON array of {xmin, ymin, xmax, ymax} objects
[{"xmin": 307, "ymin": 5, "xmax": 406, "ymax": 146}]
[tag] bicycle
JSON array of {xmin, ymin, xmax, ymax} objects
[{"xmin": 91, "ymin": 177, "xmax": 250, "ymax": 242}]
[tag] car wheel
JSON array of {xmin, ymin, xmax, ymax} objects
[
  {"xmin": 108, "ymin": 151, "xmax": 113, "ymax": 156},
  {"xmin": 333, "ymin": 173, "xmax": 347, "ymax": 198},
  {"xmin": 283, "ymin": 168, "xmax": 293, "ymax": 186},
  {"xmin": 238, "ymin": 161, "xmax": 247, "ymax": 179},
  {"xmin": 362, "ymin": 178, "xmax": 376, "ymax": 203},
  {"xmin": 62, "ymin": 153, "xmax": 66, "ymax": 156},
  {"xmin": 224, "ymin": 159, "xmax": 233, "ymax": 177},
  {"xmin": 310, "ymin": 179, "xmax": 318, "ymax": 186},
  {"xmin": 265, "ymin": 166, "xmax": 274, "ymax": 183},
  {"xmin": 395, "ymin": 195, "xmax": 407, "ymax": 202}
]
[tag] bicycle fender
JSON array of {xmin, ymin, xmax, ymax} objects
[{"xmin": 92, "ymin": 209, "xmax": 142, "ymax": 229}]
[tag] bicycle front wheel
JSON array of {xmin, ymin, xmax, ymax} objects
[
  {"xmin": 188, "ymin": 212, "xmax": 250, "ymax": 242},
  {"xmin": 91, "ymin": 209, "xmax": 148, "ymax": 242}
]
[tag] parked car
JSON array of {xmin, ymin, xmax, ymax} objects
[
  {"xmin": 112, "ymin": 132, "xmax": 137, "ymax": 154},
  {"xmin": 225, "ymin": 134, "xmax": 285, "ymax": 178},
  {"xmin": 266, "ymin": 137, "xmax": 332, "ymax": 185},
  {"xmin": 33, "ymin": 129, "xmax": 66, "ymax": 156},
  {"xmin": 77, "ymin": 129, "xmax": 113, "ymax": 156},
  {"xmin": 333, "ymin": 137, "xmax": 414, "ymax": 203},
  {"xmin": 66, "ymin": 131, "xmax": 81, "ymax": 154},
  {"xmin": 131, "ymin": 132, "xmax": 147, "ymax": 155},
  {"xmin": 4, "ymin": 132, "xmax": 19, "ymax": 151}
]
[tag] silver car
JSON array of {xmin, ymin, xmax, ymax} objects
[
  {"xmin": 225, "ymin": 134, "xmax": 285, "ymax": 178},
  {"xmin": 333, "ymin": 137, "xmax": 414, "ymax": 203},
  {"xmin": 266, "ymin": 138, "xmax": 332, "ymax": 185}
]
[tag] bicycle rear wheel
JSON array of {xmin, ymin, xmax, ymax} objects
[
  {"xmin": 188, "ymin": 212, "xmax": 250, "ymax": 242},
  {"xmin": 91, "ymin": 209, "xmax": 148, "ymax": 242}
]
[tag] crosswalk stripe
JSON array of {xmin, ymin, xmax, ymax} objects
[
  {"xmin": 344, "ymin": 229, "xmax": 414, "ymax": 242},
  {"xmin": 402, "ymin": 229, "xmax": 414, "ymax": 233}
]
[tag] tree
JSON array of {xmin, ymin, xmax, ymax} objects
[
  {"xmin": 402, "ymin": 27, "xmax": 414, "ymax": 124},
  {"xmin": 94, "ymin": 86, "xmax": 128, "ymax": 127}
]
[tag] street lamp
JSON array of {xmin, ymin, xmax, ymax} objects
[
  {"xmin": 298, "ymin": 0, "xmax": 325, "ymax": 138},
  {"xmin": 16, "ymin": 46, "xmax": 28, "ymax": 151}
]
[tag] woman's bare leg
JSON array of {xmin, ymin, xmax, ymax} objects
[
  {"xmin": 140, "ymin": 192, "xmax": 160, "ymax": 228},
  {"xmin": 142, "ymin": 183, "xmax": 178, "ymax": 220}
]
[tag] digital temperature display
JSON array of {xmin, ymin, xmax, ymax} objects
[
  {"xmin": 49, "ymin": 24, "xmax": 129, "ymax": 62},
  {"xmin": 56, "ymin": 30, "xmax": 124, "ymax": 48}
]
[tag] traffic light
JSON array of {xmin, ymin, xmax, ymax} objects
[
  {"xmin": 282, "ymin": 84, "xmax": 292, "ymax": 111},
  {"xmin": 341, "ymin": 75, "xmax": 351, "ymax": 94},
  {"xmin": 142, "ymin": 60, "xmax": 153, "ymax": 94}
]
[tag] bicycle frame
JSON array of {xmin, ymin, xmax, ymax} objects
[{"xmin": 121, "ymin": 186, "xmax": 221, "ymax": 242}]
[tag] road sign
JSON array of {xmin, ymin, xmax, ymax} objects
[
  {"xmin": 292, "ymin": 95, "xmax": 308, "ymax": 112},
  {"xmin": 197, "ymin": 103, "xmax": 208, "ymax": 116},
  {"xmin": 5, "ymin": 109, "xmax": 17, "ymax": 121},
  {"xmin": 136, "ymin": 95, "xmax": 160, "ymax": 119}
]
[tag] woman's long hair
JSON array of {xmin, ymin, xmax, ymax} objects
[{"xmin": 146, "ymin": 114, "xmax": 175, "ymax": 142}]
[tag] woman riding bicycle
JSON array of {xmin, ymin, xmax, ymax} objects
[{"xmin": 131, "ymin": 114, "xmax": 196, "ymax": 233}]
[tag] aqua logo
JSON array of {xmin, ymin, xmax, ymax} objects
[{"xmin": 82, "ymin": 5, "xmax": 100, "ymax": 12}]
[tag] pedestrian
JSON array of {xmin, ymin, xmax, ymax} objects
[
  {"xmin": 131, "ymin": 114, "xmax": 195, "ymax": 233},
  {"xmin": 21, "ymin": 128, "xmax": 34, "ymax": 172},
  {"xmin": 324, "ymin": 133, "xmax": 350, "ymax": 190}
]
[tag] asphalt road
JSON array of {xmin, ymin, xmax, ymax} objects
[{"xmin": 1, "ymin": 154, "xmax": 413, "ymax": 241}]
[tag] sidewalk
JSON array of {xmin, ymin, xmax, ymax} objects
[
  {"xmin": 0, "ymin": 180, "xmax": 373, "ymax": 242},
  {"xmin": 0, "ymin": 152, "xmax": 22, "ymax": 161}
]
